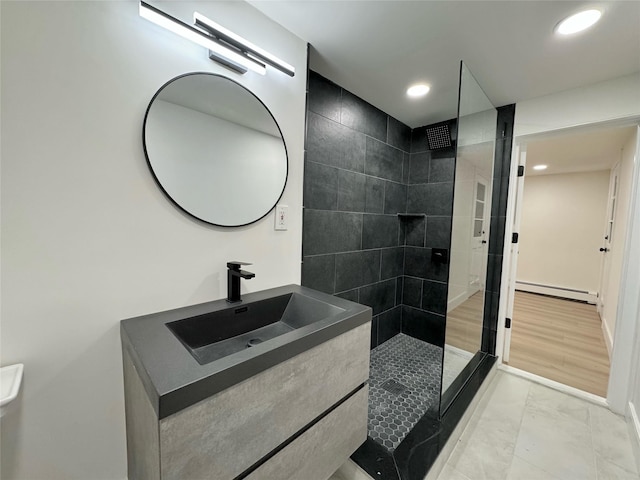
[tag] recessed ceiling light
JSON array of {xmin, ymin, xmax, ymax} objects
[
  {"xmin": 407, "ymin": 84, "xmax": 430, "ymax": 98},
  {"xmin": 555, "ymin": 9, "xmax": 602, "ymax": 35},
  {"xmin": 533, "ymin": 165, "xmax": 548, "ymax": 171}
]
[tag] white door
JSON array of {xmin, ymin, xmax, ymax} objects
[
  {"xmin": 598, "ymin": 164, "xmax": 620, "ymax": 317},
  {"xmin": 469, "ymin": 175, "xmax": 490, "ymax": 293}
]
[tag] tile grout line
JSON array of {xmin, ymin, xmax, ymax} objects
[
  {"xmin": 311, "ymin": 108, "xmax": 409, "ymax": 155},
  {"xmin": 332, "ymin": 252, "xmax": 338, "ymax": 296}
]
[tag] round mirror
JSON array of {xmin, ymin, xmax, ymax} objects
[{"xmin": 143, "ymin": 73, "xmax": 288, "ymax": 227}]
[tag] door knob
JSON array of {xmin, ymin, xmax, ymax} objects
[{"xmin": 599, "ymin": 247, "xmax": 609, "ymax": 252}]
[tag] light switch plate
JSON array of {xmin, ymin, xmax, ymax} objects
[{"xmin": 275, "ymin": 205, "xmax": 288, "ymax": 230}]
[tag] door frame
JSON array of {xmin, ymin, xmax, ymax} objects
[
  {"xmin": 597, "ymin": 162, "xmax": 621, "ymax": 356},
  {"xmin": 500, "ymin": 143, "xmax": 526, "ymax": 364},
  {"xmin": 598, "ymin": 163, "xmax": 620, "ymax": 315},
  {"xmin": 496, "ymin": 119, "xmax": 640, "ymax": 414}
]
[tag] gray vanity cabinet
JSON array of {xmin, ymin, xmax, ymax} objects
[{"xmin": 123, "ymin": 321, "xmax": 370, "ymax": 480}]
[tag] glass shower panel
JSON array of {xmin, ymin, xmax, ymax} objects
[{"xmin": 441, "ymin": 62, "xmax": 497, "ymax": 410}]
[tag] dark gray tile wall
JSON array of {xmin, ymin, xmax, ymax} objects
[
  {"xmin": 302, "ymin": 210, "xmax": 363, "ymax": 255},
  {"xmin": 401, "ymin": 306, "xmax": 446, "ymax": 346},
  {"xmin": 399, "ymin": 120, "xmax": 456, "ymax": 347},
  {"xmin": 303, "ymin": 72, "xmax": 411, "ymax": 348}
]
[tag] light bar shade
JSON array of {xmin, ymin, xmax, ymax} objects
[
  {"xmin": 194, "ymin": 12, "xmax": 295, "ymax": 77},
  {"xmin": 139, "ymin": 2, "xmax": 266, "ymax": 75}
]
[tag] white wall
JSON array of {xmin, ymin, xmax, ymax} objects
[
  {"xmin": 0, "ymin": 2, "xmax": 307, "ymax": 479},
  {"xmin": 602, "ymin": 129, "xmax": 638, "ymax": 350},
  {"xmin": 517, "ymin": 171, "xmax": 610, "ymax": 293},
  {"xmin": 515, "ymin": 72, "xmax": 640, "ymax": 137}
]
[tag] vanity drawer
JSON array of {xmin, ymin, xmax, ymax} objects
[
  {"xmin": 244, "ymin": 386, "xmax": 368, "ymax": 480},
  {"xmin": 158, "ymin": 322, "xmax": 370, "ymax": 480}
]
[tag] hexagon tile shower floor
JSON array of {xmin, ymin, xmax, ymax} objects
[{"xmin": 367, "ymin": 333, "xmax": 442, "ymax": 451}]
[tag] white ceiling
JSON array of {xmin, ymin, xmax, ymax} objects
[
  {"xmin": 525, "ymin": 125, "xmax": 636, "ymax": 176},
  {"xmin": 249, "ymin": 1, "xmax": 640, "ymax": 128}
]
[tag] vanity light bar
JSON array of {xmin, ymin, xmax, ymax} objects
[
  {"xmin": 139, "ymin": 1, "xmax": 266, "ymax": 75},
  {"xmin": 193, "ymin": 12, "xmax": 295, "ymax": 77}
]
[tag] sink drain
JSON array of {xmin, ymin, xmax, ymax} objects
[{"xmin": 246, "ymin": 338, "xmax": 263, "ymax": 348}]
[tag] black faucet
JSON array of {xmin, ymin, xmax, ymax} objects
[{"xmin": 227, "ymin": 261, "xmax": 255, "ymax": 303}]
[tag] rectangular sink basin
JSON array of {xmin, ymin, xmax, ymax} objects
[
  {"xmin": 167, "ymin": 292, "xmax": 345, "ymax": 365},
  {"xmin": 121, "ymin": 284, "xmax": 372, "ymax": 418}
]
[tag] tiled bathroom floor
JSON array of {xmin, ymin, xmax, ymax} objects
[
  {"xmin": 367, "ymin": 333, "xmax": 442, "ymax": 451},
  {"xmin": 331, "ymin": 370, "xmax": 639, "ymax": 480},
  {"xmin": 437, "ymin": 371, "xmax": 640, "ymax": 480}
]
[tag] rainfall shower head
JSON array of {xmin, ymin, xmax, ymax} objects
[{"xmin": 426, "ymin": 123, "xmax": 452, "ymax": 150}]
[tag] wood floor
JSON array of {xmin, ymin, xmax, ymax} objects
[
  {"xmin": 445, "ymin": 291, "xmax": 483, "ymax": 354},
  {"xmin": 506, "ymin": 291, "xmax": 610, "ymax": 397}
]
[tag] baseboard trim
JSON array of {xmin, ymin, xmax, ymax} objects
[
  {"xmin": 498, "ymin": 364, "xmax": 608, "ymax": 407},
  {"xmin": 447, "ymin": 291, "xmax": 468, "ymax": 311},
  {"xmin": 601, "ymin": 317, "xmax": 614, "ymax": 359},
  {"xmin": 516, "ymin": 281, "xmax": 597, "ymax": 304}
]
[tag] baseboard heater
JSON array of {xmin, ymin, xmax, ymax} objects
[{"xmin": 515, "ymin": 281, "xmax": 597, "ymax": 304}]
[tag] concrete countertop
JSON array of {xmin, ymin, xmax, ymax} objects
[{"xmin": 120, "ymin": 284, "xmax": 371, "ymax": 419}]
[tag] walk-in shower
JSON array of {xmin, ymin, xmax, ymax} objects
[{"xmin": 302, "ymin": 61, "xmax": 510, "ymax": 479}]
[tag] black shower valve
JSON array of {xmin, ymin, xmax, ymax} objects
[{"xmin": 431, "ymin": 248, "xmax": 449, "ymax": 265}]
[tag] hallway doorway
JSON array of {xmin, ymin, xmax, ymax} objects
[{"xmin": 502, "ymin": 124, "xmax": 638, "ymax": 397}]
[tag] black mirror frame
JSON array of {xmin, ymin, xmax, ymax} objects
[{"xmin": 142, "ymin": 72, "xmax": 289, "ymax": 228}]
